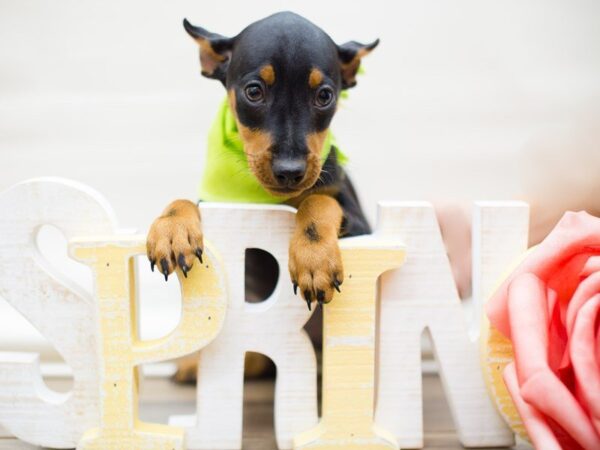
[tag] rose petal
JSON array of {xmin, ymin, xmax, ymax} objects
[
  {"xmin": 507, "ymin": 274, "xmax": 600, "ymax": 449},
  {"xmin": 520, "ymin": 369, "xmax": 600, "ymax": 450},
  {"xmin": 570, "ymin": 295, "xmax": 600, "ymax": 437},
  {"xmin": 488, "ymin": 211, "xmax": 600, "ymax": 339},
  {"xmin": 503, "ymin": 362, "xmax": 562, "ymax": 450},
  {"xmin": 579, "ymin": 255, "xmax": 600, "ymax": 279},
  {"xmin": 548, "ymin": 295, "xmax": 570, "ymax": 375},
  {"xmin": 566, "ymin": 271, "xmax": 600, "ymax": 336},
  {"xmin": 507, "ymin": 273, "xmax": 549, "ymax": 383},
  {"xmin": 596, "ymin": 321, "xmax": 600, "ymax": 367}
]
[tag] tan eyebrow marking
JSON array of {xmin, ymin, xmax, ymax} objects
[
  {"xmin": 309, "ymin": 68, "xmax": 324, "ymax": 88},
  {"xmin": 259, "ymin": 64, "xmax": 275, "ymax": 85}
]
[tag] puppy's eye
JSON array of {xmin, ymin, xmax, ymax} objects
[
  {"xmin": 315, "ymin": 86, "xmax": 335, "ymax": 108},
  {"xmin": 244, "ymin": 83, "xmax": 265, "ymax": 103}
]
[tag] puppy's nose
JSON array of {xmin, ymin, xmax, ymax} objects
[{"xmin": 272, "ymin": 159, "xmax": 307, "ymax": 187}]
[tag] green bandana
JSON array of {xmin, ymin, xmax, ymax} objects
[{"xmin": 198, "ymin": 99, "xmax": 347, "ymax": 203}]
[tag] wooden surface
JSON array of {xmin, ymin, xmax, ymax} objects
[{"xmin": 0, "ymin": 375, "xmax": 530, "ymax": 450}]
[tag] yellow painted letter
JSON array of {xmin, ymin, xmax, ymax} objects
[
  {"xmin": 71, "ymin": 235, "xmax": 227, "ymax": 450},
  {"xmin": 294, "ymin": 240, "xmax": 405, "ymax": 450}
]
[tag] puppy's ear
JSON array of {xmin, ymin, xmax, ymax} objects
[
  {"xmin": 337, "ymin": 39, "xmax": 379, "ymax": 89},
  {"xmin": 183, "ymin": 18, "xmax": 234, "ymax": 84}
]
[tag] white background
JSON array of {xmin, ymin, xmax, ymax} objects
[{"xmin": 1, "ymin": 0, "xmax": 600, "ymax": 354}]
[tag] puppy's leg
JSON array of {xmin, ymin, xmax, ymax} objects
[
  {"xmin": 147, "ymin": 199, "xmax": 204, "ymax": 384},
  {"xmin": 335, "ymin": 174, "xmax": 371, "ymax": 236},
  {"xmin": 289, "ymin": 195, "xmax": 344, "ymax": 309},
  {"xmin": 146, "ymin": 199, "xmax": 204, "ymax": 279}
]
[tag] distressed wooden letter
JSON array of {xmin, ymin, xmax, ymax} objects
[
  {"xmin": 294, "ymin": 239, "xmax": 405, "ymax": 450},
  {"xmin": 171, "ymin": 204, "xmax": 318, "ymax": 450},
  {"xmin": 374, "ymin": 202, "xmax": 515, "ymax": 448},
  {"xmin": 71, "ymin": 235, "xmax": 227, "ymax": 450},
  {"xmin": 475, "ymin": 202, "xmax": 530, "ymax": 440},
  {"xmin": 0, "ymin": 178, "xmax": 118, "ymax": 448}
]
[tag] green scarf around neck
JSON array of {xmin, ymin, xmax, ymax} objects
[{"xmin": 198, "ymin": 98, "xmax": 347, "ymax": 203}]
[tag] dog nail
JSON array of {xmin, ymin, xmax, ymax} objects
[
  {"xmin": 178, "ymin": 258, "xmax": 189, "ymax": 278},
  {"xmin": 306, "ymin": 298, "xmax": 312, "ymax": 311},
  {"xmin": 316, "ymin": 289, "xmax": 325, "ymax": 310},
  {"xmin": 293, "ymin": 282, "xmax": 298, "ymax": 295},
  {"xmin": 317, "ymin": 289, "xmax": 325, "ymax": 302},
  {"xmin": 177, "ymin": 254, "xmax": 189, "ymax": 277},
  {"xmin": 160, "ymin": 259, "xmax": 169, "ymax": 281},
  {"xmin": 150, "ymin": 261, "xmax": 155, "ymax": 272},
  {"xmin": 333, "ymin": 279, "xmax": 341, "ymax": 293},
  {"xmin": 304, "ymin": 289, "xmax": 312, "ymax": 302},
  {"xmin": 195, "ymin": 248, "xmax": 203, "ymax": 264}
]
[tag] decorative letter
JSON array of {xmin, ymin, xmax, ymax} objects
[
  {"xmin": 171, "ymin": 204, "xmax": 318, "ymax": 450},
  {"xmin": 475, "ymin": 202, "xmax": 530, "ymax": 440},
  {"xmin": 71, "ymin": 235, "xmax": 227, "ymax": 450},
  {"xmin": 0, "ymin": 178, "xmax": 117, "ymax": 448},
  {"xmin": 374, "ymin": 202, "xmax": 516, "ymax": 448},
  {"xmin": 293, "ymin": 238, "xmax": 405, "ymax": 450}
]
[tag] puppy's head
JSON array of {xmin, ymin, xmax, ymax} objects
[{"xmin": 184, "ymin": 12, "xmax": 378, "ymax": 197}]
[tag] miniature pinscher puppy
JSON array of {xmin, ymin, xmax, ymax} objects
[{"xmin": 147, "ymin": 12, "xmax": 377, "ymax": 310}]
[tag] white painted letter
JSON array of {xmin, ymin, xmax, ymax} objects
[
  {"xmin": 374, "ymin": 202, "xmax": 521, "ymax": 448},
  {"xmin": 0, "ymin": 178, "xmax": 117, "ymax": 448},
  {"xmin": 171, "ymin": 204, "xmax": 318, "ymax": 450}
]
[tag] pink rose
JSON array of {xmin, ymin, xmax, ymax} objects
[{"xmin": 487, "ymin": 211, "xmax": 600, "ymax": 450}]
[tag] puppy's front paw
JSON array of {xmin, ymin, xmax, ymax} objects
[
  {"xmin": 146, "ymin": 200, "xmax": 204, "ymax": 281},
  {"xmin": 289, "ymin": 222, "xmax": 343, "ymax": 309}
]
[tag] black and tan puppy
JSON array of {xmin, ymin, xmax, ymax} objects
[{"xmin": 147, "ymin": 13, "xmax": 377, "ymax": 378}]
